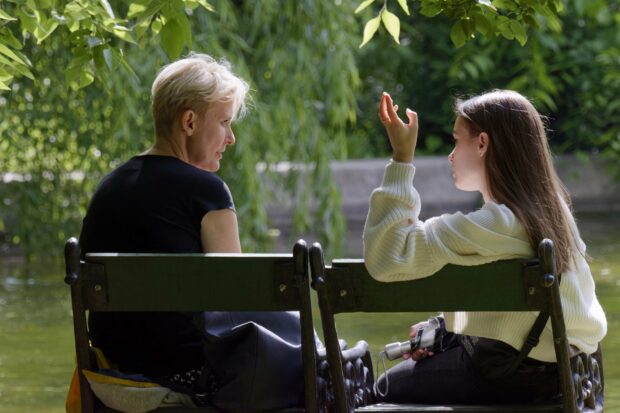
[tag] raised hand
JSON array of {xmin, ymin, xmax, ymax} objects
[{"xmin": 378, "ymin": 92, "xmax": 418, "ymax": 163}]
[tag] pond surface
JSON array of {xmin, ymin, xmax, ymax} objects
[{"xmin": 0, "ymin": 212, "xmax": 618, "ymax": 412}]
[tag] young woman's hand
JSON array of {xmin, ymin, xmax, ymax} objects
[
  {"xmin": 378, "ymin": 92, "xmax": 418, "ymax": 163},
  {"xmin": 402, "ymin": 321, "xmax": 435, "ymax": 361}
]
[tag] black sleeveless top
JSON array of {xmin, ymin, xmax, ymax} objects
[{"xmin": 80, "ymin": 155, "xmax": 234, "ymax": 376}]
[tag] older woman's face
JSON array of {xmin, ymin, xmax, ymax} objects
[{"xmin": 187, "ymin": 100, "xmax": 236, "ymax": 172}]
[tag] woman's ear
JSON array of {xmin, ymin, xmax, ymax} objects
[
  {"xmin": 478, "ymin": 132, "xmax": 489, "ymax": 157},
  {"xmin": 180, "ymin": 110, "xmax": 196, "ymax": 136}
]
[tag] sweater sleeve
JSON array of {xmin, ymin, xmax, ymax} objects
[{"xmin": 363, "ymin": 161, "xmax": 534, "ymax": 282}]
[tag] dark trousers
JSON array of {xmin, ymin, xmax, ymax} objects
[{"xmin": 375, "ymin": 337, "xmax": 559, "ymax": 404}]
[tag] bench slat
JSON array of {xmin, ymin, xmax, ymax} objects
[
  {"xmin": 327, "ymin": 259, "xmax": 543, "ymax": 313},
  {"xmin": 355, "ymin": 403, "xmax": 561, "ymax": 412},
  {"xmin": 96, "ymin": 407, "xmax": 306, "ymax": 413},
  {"xmin": 81, "ymin": 254, "xmax": 302, "ymax": 312}
]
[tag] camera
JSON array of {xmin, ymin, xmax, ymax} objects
[{"xmin": 383, "ymin": 316, "xmax": 443, "ymax": 361}]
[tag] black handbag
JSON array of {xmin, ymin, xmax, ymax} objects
[{"xmin": 193, "ymin": 311, "xmax": 309, "ymax": 410}]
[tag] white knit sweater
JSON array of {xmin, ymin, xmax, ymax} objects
[{"xmin": 363, "ymin": 161, "xmax": 607, "ymax": 362}]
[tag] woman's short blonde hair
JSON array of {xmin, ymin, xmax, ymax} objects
[{"xmin": 151, "ymin": 52, "xmax": 250, "ymax": 138}]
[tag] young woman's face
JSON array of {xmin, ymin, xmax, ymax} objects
[{"xmin": 448, "ymin": 116, "xmax": 486, "ymax": 193}]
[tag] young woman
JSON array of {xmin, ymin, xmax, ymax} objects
[{"xmin": 363, "ymin": 90, "xmax": 607, "ymax": 404}]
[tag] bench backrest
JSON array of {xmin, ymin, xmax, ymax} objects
[
  {"xmin": 64, "ymin": 237, "xmax": 318, "ymax": 412},
  {"xmin": 318, "ymin": 258, "xmax": 546, "ymax": 313},
  {"xmin": 309, "ymin": 239, "xmax": 580, "ymax": 413}
]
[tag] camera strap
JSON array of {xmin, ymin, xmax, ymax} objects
[
  {"xmin": 374, "ymin": 351, "xmax": 390, "ymax": 398},
  {"xmin": 509, "ymin": 272, "xmax": 562, "ymax": 371}
]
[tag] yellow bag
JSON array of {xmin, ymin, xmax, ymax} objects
[
  {"xmin": 65, "ymin": 347, "xmax": 193, "ymax": 413},
  {"xmin": 65, "ymin": 366, "xmax": 81, "ymax": 413},
  {"xmin": 65, "ymin": 346, "xmax": 113, "ymax": 413}
]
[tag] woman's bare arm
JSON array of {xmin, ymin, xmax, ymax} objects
[{"xmin": 200, "ymin": 209, "xmax": 242, "ymax": 253}]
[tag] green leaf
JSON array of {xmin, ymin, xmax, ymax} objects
[
  {"xmin": 177, "ymin": 13, "xmax": 192, "ymax": 49},
  {"xmin": 355, "ymin": 0, "xmax": 376, "ymax": 14},
  {"xmin": 160, "ymin": 18, "xmax": 185, "ymax": 59},
  {"xmin": 76, "ymin": 70, "xmax": 95, "ymax": 89},
  {"xmin": 150, "ymin": 18, "xmax": 163, "ymax": 35},
  {"xmin": 0, "ymin": 28, "xmax": 23, "ymax": 49},
  {"xmin": 493, "ymin": 0, "xmax": 517, "ymax": 11},
  {"xmin": 65, "ymin": 55, "xmax": 94, "ymax": 89},
  {"xmin": 162, "ymin": 0, "xmax": 185, "ymax": 20},
  {"xmin": 113, "ymin": 25, "xmax": 137, "ymax": 44},
  {"xmin": 522, "ymin": 13, "xmax": 539, "ymax": 31},
  {"xmin": 381, "ymin": 9, "xmax": 400, "ymax": 44},
  {"xmin": 92, "ymin": 45, "xmax": 106, "ymax": 72},
  {"xmin": 0, "ymin": 9, "xmax": 17, "ymax": 21},
  {"xmin": 0, "ymin": 43, "xmax": 28, "ymax": 66},
  {"xmin": 397, "ymin": 0, "xmax": 410, "ymax": 16},
  {"xmin": 450, "ymin": 20, "xmax": 468, "ymax": 47},
  {"xmin": 472, "ymin": 12, "xmax": 493, "ymax": 35},
  {"xmin": 127, "ymin": 2, "xmax": 149, "ymax": 18},
  {"xmin": 420, "ymin": 1, "xmax": 442, "ymax": 17},
  {"xmin": 17, "ymin": 9, "xmax": 37, "ymax": 34},
  {"xmin": 509, "ymin": 20, "xmax": 527, "ymax": 46},
  {"xmin": 131, "ymin": 1, "xmax": 163, "ymax": 26},
  {"xmin": 0, "ymin": 52, "xmax": 34, "ymax": 80},
  {"xmin": 32, "ymin": 12, "xmax": 59, "ymax": 44},
  {"xmin": 11, "ymin": 61, "xmax": 34, "ymax": 80},
  {"xmin": 359, "ymin": 15, "xmax": 381, "ymax": 48},
  {"xmin": 67, "ymin": 16, "xmax": 81, "ymax": 32},
  {"xmin": 496, "ymin": 16, "xmax": 514, "ymax": 39},
  {"xmin": 462, "ymin": 18, "xmax": 475, "ymax": 37}
]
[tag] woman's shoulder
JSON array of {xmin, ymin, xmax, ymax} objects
[
  {"xmin": 434, "ymin": 201, "xmax": 519, "ymax": 229},
  {"xmin": 425, "ymin": 202, "xmax": 533, "ymax": 257},
  {"xmin": 429, "ymin": 201, "xmax": 528, "ymax": 244},
  {"xmin": 480, "ymin": 202, "xmax": 520, "ymax": 226}
]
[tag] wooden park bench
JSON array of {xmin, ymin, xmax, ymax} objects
[
  {"xmin": 309, "ymin": 239, "xmax": 604, "ymax": 413},
  {"xmin": 64, "ymin": 237, "xmax": 327, "ymax": 413}
]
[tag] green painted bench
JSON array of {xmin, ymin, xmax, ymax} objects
[
  {"xmin": 309, "ymin": 239, "xmax": 604, "ymax": 413},
  {"xmin": 64, "ymin": 237, "xmax": 322, "ymax": 413}
]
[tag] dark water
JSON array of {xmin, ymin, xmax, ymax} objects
[{"xmin": 0, "ymin": 212, "xmax": 618, "ymax": 412}]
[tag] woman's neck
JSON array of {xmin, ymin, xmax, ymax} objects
[{"xmin": 143, "ymin": 136, "xmax": 188, "ymax": 162}]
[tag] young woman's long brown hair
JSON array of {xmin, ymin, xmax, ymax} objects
[{"xmin": 455, "ymin": 90, "xmax": 578, "ymax": 274}]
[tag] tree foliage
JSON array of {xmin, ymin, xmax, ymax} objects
[
  {"xmin": 355, "ymin": 0, "xmax": 564, "ymax": 48},
  {"xmin": 0, "ymin": 0, "xmax": 216, "ymax": 90},
  {"xmin": 348, "ymin": 0, "xmax": 620, "ymax": 178},
  {"xmin": 0, "ymin": 0, "xmax": 618, "ymax": 258},
  {"xmin": 1, "ymin": 0, "xmax": 561, "ymax": 91},
  {"xmin": 0, "ymin": 1, "xmax": 360, "ymax": 257}
]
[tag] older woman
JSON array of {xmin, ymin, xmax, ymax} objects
[{"xmin": 79, "ymin": 53, "xmax": 249, "ymax": 393}]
